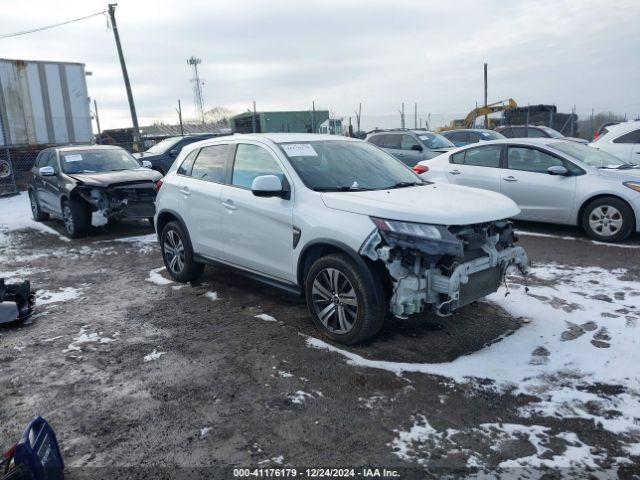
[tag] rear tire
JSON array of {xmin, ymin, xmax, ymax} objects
[
  {"xmin": 305, "ymin": 253, "xmax": 386, "ymax": 345},
  {"xmin": 160, "ymin": 221, "xmax": 204, "ymax": 282},
  {"xmin": 62, "ymin": 198, "xmax": 90, "ymax": 238},
  {"xmin": 29, "ymin": 189, "xmax": 49, "ymax": 221},
  {"xmin": 581, "ymin": 196, "xmax": 634, "ymax": 242}
]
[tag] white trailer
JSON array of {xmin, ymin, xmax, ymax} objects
[{"xmin": 0, "ymin": 58, "xmax": 93, "ymax": 147}]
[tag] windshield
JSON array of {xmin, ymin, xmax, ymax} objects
[
  {"xmin": 145, "ymin": 137, "xmax": 182, "ymax": 154},
  {"xmin": 416, "ymin": 132, "xmax": 455, "ymax": 149},
  {"xmin": 60, "ymin": 149, "xmax": 142, "ymax": 174},
  {"xmin": 539, "ymin": 126, "xmax": 564, "ymax": 138},
  {"xmin": 278, "ymin": 140, "xmax": 424, "ymax": 191},
  {"xmin": 550, "ymin": 141, "xmax": 632, "ymax": 167}
]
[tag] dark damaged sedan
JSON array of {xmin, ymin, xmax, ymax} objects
[{"xmin": 28, "ymin": 145, "xmax": 162, "ymax": 238}]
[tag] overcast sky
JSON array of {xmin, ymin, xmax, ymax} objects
[{"xmin": 2, "ymin": 0, "xmax": 639, "ymax": 130}]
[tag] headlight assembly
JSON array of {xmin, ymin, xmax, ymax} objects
[{"xmin": 370, "ymin": 217, "xmax": 463, "ymax": 257}]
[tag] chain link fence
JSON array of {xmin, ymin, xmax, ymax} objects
[{"xmin": 0, "ymin": 147, "xmax": 41, "ymax": 196}]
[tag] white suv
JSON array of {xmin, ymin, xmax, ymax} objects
[{"xmin": 155, "ymin": 134, "xmax": 529, "ymax": 344}]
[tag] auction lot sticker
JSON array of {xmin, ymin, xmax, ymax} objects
[{"xmin": 282, "ymin": 144, "xmax": 318, "ymax": 157}]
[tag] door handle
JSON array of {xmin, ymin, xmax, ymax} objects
[
  {"xmin": 503, "ymin": 176, "xmax": 518, "ymax": 182},
  {"xmin": 179, "ymin": 187, "xmax": 191, "ymax": 196},
  {"xmin": 222, "ymin": 200, "xmax": 237, "ymax": 211},
  {"xmin": 449, "ymin": 169, "xmax": 461, "ymax": 175}
]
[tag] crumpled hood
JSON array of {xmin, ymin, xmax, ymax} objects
[
  {"xmin": 321, "ymin": 183, "xmax": 520, "ymax": 225},
  {"xmin": 68, "ymin": 168, "xmax": 162, "ymax": 187}
]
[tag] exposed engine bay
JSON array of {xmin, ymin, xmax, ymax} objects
[
  {"xmin": 0, "ymin": 279, "xmax": 35, "ymax": 325},
  {"xmin": 360, "ymin": 218, "xmax": 530, "ymax": 318},
  {"xmin": 74, "ymin": 182, "xmax": 157, "ymax": 227}
]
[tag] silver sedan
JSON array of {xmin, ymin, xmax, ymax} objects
[{"xmin": 417, "ymin": 139, "xmax": 640, "ymax": 242}]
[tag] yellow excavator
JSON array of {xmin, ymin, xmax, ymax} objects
[{"xmin": 439, "ymin": 98, "xmax": 518, "ymax": 131}]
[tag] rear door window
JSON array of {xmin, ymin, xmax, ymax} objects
[
  {"xmin": 499, "ymin": 127, "xmax": 512, "ymax": 138},
  {"xmin": 382, "ymin": 134, "xmax": 401, "ymax": 149},
  {"xmin": 461, "ymin": 145, "xmax": 502, "ymax": 167},
  {"xmin": 527, "ymin": 128, "xmax": 548, "ymax": 138},
  {"xmin": 510, "ymin": 127, "xmax": 527, "ymax": 138},
  {"xmin": 189, "ymin": 145, "xmax": 229, "ymax": 182}
]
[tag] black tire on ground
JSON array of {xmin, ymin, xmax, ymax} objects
[
  {"xmin": 581, "ymin": 196, "xmax": 634, "ymax": 243},
  {"xmin": 160, "ymin": 220, "xmax": 204, "ymax": 282},
  {"xmin": 62, "ymin": 198, "xmax": 90, "ymax": 238},
  {"xmin": 28, "ymin": 189, "xmax": 49, "ymax": 221},
  {"xmin": 305, "ymin": 253, "xmax": 386, "ymax": 345}
]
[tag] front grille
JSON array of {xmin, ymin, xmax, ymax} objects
[{"xmin": 458, "ymin": 266, "xmax": 502, "ymax": 307}]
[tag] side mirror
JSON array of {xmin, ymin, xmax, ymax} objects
[
  {"xmin": 142, "ymin": 160, "xmax": 152, "ymax": 169},
  {"xmin": 411, "ymin": 144, "xmax": 423, "ymax": 152},
  {"xmin": 251, "ymin": 175, "xmax": 286, "ymax": 198},
  {"xmin": 39, "ymin": 166, "xmax": 55, "ymax": 176},
  {"xmin": 547, "ymin": 165, "xmax": 569, "ymax": 176}
]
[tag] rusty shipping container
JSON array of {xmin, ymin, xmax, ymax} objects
[{"xmin": 0, "ymin": 58, "xmax": 93, "ymax": 147}]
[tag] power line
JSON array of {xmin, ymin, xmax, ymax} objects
[{"xmin": 0, "ymin": 10, "xmax": 106, "ymax": 40}]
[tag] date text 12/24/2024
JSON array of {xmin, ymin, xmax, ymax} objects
[{"xmin": 233, "ymin": 468, "xmax": 401, "ymax": 478}]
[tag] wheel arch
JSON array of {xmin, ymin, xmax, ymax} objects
[
  {"xmin": 156, "ymin": 209, "xmax": 190, "ymax": 242},
  {"xmin": 296, "ymin": 239, "xmax": 391, "ymax": 298},
  {"xmin": 577, "ymin": 194, "xmax": 636, "ymax": 231}
]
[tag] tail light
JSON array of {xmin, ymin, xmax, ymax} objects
[
  {"xmin": 154, "ymin": 179, "xmax": 163, "ymax": 193},
  {"xmin": 413, "ymin": 164, "xmax": 429, "ymax": 174},
  {"xmin": 593, "ymin": 131, "xmax": 600, "ymax": 140}
]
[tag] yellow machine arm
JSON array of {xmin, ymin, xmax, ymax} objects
[{"xmin": 462, "ymin": 98, "xmax": 518, "ymax": 128}]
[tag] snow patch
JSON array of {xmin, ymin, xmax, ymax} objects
[
  {"xmin": 36, "ymin": 287, "xmax": 83, "ymax": 305},
  {"xmin": 287, "ymin": 391, "xmax": 314, "ymax": 404},
  {"xmin": 255, "ymin": 313, "xmax": 277, "ymax": 322},
  {"xmin": 203, "ymin": 291, "xmax": 219, "ymax": 301},
  {"xmin": 143, "ymin": 349, "xmax": 167, "ymax": 362},
  {"xmin": 200, "ymin": 427, "xmax": 212, "ymax": 439},
  {"xmin": 147, "ymin": 267, "xmax": 173, "ymax": 285},
  {"xmin": 63, "ymin": 327, "xmax": 115, "ymax": 353},
  {"xmin": 0, "ymin": 192, "xmax": 70, "ymax": 241}
]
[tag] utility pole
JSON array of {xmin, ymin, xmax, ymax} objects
[
  {"xmin": 187, "ymin": 56, "xmax": 205, "ymax": 124},
  {"xmin": 483, "ymin": 63, "xmax": 488, "ymax": 129},
  {"xmin": 108, "ymin": 3, "xmax": 140, "ymax": 151},
  {"xmin": 414, "ymin": 103, "xmax": 418, "ymax": 129},
  {"xmin": 399, "ymin": 103, "xmax": 405, "ymax": 129},
  {"xmin": 93, "ymin": 99, "xmax": 101, "ymax": 142},
  {"xmin": 312, "ymin": 101, "xmax": 316, "ymax": 133},
  {"xmin": 252, "ymin": 101, "xmax": 257, "ymax": 133},
  {"xmin": 176, "ymin": 100, "xmax": 184, "ymax": 136},
  {"xmin": 354, "ymin": 103, "xmax": 362, "ymax": 135}
]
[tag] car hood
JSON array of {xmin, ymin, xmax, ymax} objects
[
  {"xmin": 67, "ymin": 168, "xmax": 162, "ymax": 187},
  {"xmin": 320, "ymin": 183, "xmax": 520, "ymax": 225},
  {"xmin": 597, "ymin": 166, "xmax": 640, "ymax": 180}
]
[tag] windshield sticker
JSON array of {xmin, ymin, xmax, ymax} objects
[
  {"xmin": 481, "ymin": 132, "xmax": 490, "ymax": 137},
  {"xmin": 64, "ymin": 154, "xmax": 83, "ymax": 162},
  {"xmin": 418, "ymin": 135, "xmax": 432, "ymax": 141},
  {"xmin": 282, "ymin": 144, "xmax": 318, "ymax": 157}
]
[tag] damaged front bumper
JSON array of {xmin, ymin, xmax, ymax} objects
[
  {"xmin": 360, "ymin": 218, "xmax": 530, "ymax": 318},
  {"xmin": 75, "ymin": 183, "xmax": 156, "ymax": 227},
  {"xmin": 0, "ymin": 279, "xmax": 35, "ymax": 325}
]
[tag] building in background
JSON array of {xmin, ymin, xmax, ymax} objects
[{"xmin": 231, "ymin": 110, "xmax": 330, "ymax": 134}]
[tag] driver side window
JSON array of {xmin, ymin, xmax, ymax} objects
[
  {"xmin": 400, "ymin": 135, "xmax": 421, "ymax": 151},
  {"xmin": 507, "ymin": 147, "xmax": 563, "ymax": 173},
  {"xmin": 232, "ymin": 144, "xmax": 284, "ymax": 189}
]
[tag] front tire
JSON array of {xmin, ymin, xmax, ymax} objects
[
  {"xmin": 160, "ymin": 221, "xmax": 204, "ymax": 282},
  {"xmin": 305, "ymin": 253, "xmax": 385, "ymax": 345},
  {"xmin": 62, "ymin": 198, "xmax": 90, "ymax": 238},
  {"xmin": 582, "ymin": 197, "xmax": 634, "ymax": 242},
  {"xmin": 29, "ymin": 190, "xmax": 49, "ymax": 221}
]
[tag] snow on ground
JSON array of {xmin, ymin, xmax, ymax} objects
[
  {"xmin": 517, "ymin": 229, "xmax": 640, "ymax": 249},
  {"xmin": 62, "ymin": 326, "xmax": 116, "ymax": 353},
  {"xmin": 0, "ymin": 192, "xmax": 69, "ymax": 241},
  {"xmin": 203, "ymin": 291, "xmax": 219, "ymax": 301},
  {"xmin": 390, "ymin": 415, "xmax": 631, "ymax": 474},
  {"xmin": 143, "ymin": 349, "xmax": 167, "ymax": 362},
  {"xmin": 287, "ymin": 391, "xmax": 315, "ymax": 404},
  {"xmin": 0, "ymin": 266, "xmax": 47, "ymax": 282},
  {"xmin": 147, "ymin": 267, "xmax": 174, "ymax": 285},
  {"xmin": 307, "ymin": 262, "xmax": 640, "ymax": 463},
  {"xmin": 255, "ymin": 313, "xmax": 277, "ymax": 322},
  {"xmin": 36, "ymin": 286, "xmax": 84, "ymax": 305},
  {"xmin": 108, "ymin": 233, "xmax": 157, "ymax": 254}
]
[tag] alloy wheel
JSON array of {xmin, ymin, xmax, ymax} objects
[
  {"xmin": 63, "ymin": 205, "xmax": 74, "ymax": 235},
  {"xmin": 164, "ymin": 229, "xmax": 185, "ymax": 275},
  {"xmin": 588, "ymin": 205, "xmax": 623, "ymax": 238},
  {"xmin": 311, "ymin": 267, "xmax": 358, "ymax": 334}
]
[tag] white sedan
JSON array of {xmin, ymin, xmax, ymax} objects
[
  {"xmin": 416, "ymin": 138, "xmax": 640, "ymax": 242},
  {"xmin": 589, "ymin": 120, "xmax": 640, "ymax": 162}
]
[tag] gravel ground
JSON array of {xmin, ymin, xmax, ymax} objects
[{"xmin": 1, "ymin": 211, "xmax": 639, "ymax": 479}]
